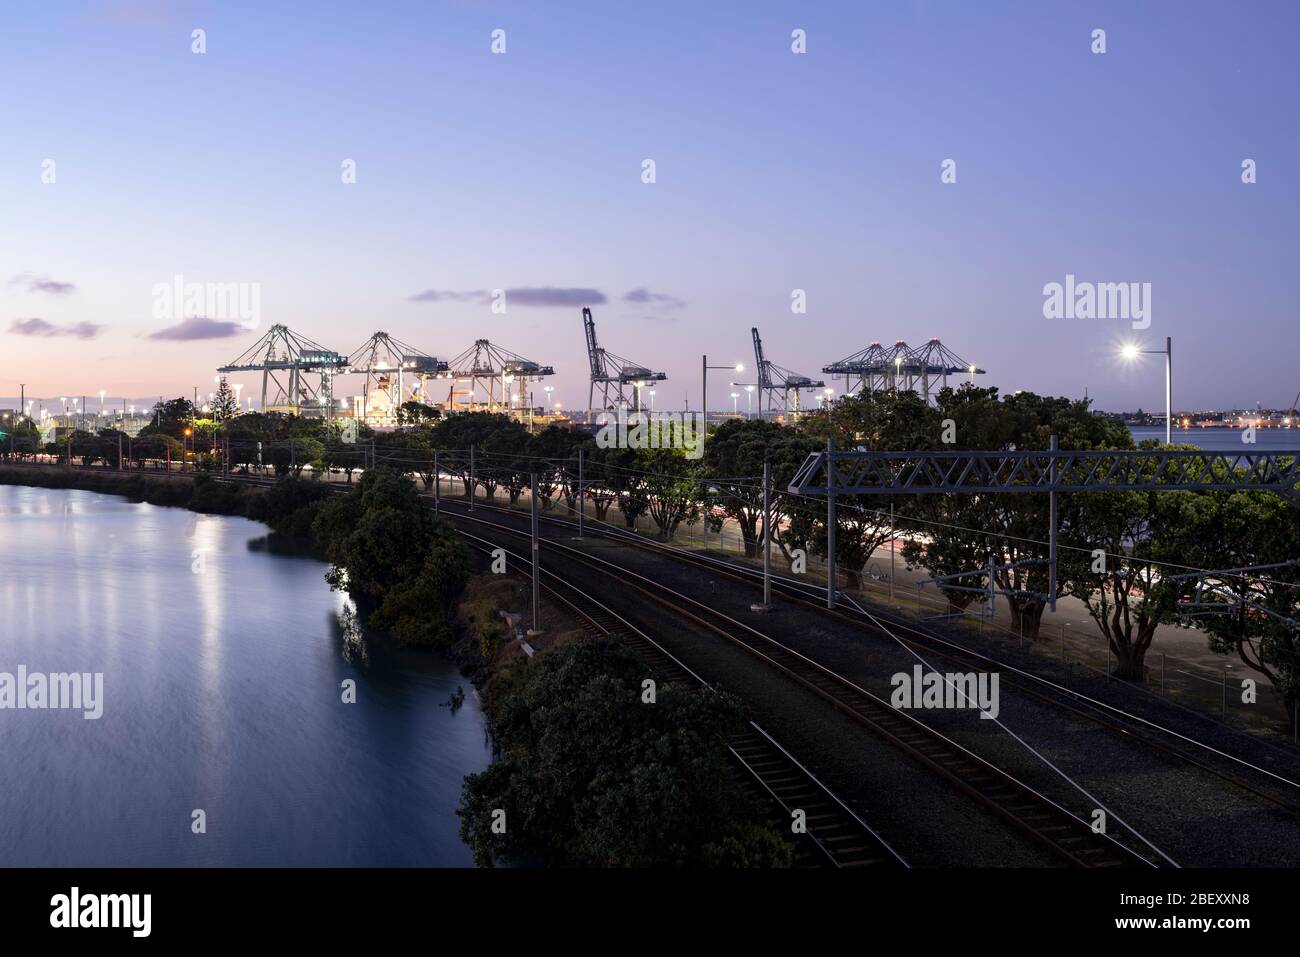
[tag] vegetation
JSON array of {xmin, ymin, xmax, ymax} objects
[
  {"xmin": 312, "ymin": 468, "xmax": 470, "ymax": 649},
  {"xmin": 458, "ymin": 637, "xmax": 793, "ymax": 868}
]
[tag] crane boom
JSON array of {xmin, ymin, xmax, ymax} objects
[{"xmin": 583, "ymin": 307, "xmax": 606, "ymax": 378}]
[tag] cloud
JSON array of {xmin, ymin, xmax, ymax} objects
[
  {"xmin": 624, "ymin": 287, "xmax": 685, "ymax": 309},
  {"xmin": 8, "ymin": 318, "xmax": 102, "ymax": 339},
  {"xmin": 409, "ymin": 289, "xmax": 487, "ymax": 303},
  {"xmin": 409, "ymin": 286, "xmax": 607, "ymax": 307},
  {"xmin": 147, "ymin": 316, "xmax": 247, "ymax": 341},
  {"xmin": 10, "ymin": 272, "xmax": 77, "ymax": 295},
  {"xmin": 504, "ymin": 287, "xmax": 606, "ymax": 307}
]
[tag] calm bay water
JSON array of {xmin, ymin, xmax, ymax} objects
[
  {"xmin": 1129, "ymin": 426, "xmax": 1300, "ymax": 452},
  {"xmin": 0, "ymin": 485, "xmax": 488, "ymax": 866}
]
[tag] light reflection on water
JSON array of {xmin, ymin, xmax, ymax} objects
[{"xmin": 0, "ymin": 485, "xmax": 488, "ymax": 866}]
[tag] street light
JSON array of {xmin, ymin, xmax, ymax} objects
[
  {"xmin": 730, "ymin": 391, "xmax": 739, "ymax": 414},
  {"xmin": 648, "ymin": 389, "xmax": 656, "ymax": 411},
  {"xmin": 701, "ymin": 357, "xmax": 744, "ymax": 451},
  {"xmin": 745, "ymin": 384, "xmax": 754, "ymax": 418},
  {"xmin": 1118, "ymin": 337, "xmax": 1173, "ymax": 444}
]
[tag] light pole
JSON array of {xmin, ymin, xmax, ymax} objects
[
  {"xmin": 1120, "ymin": 337, "xmax": 1173, "ymax": 444},
  {"xmin": 730, "ymin": 392, "xmax": 739, "ymax": 415},
  {"xmin": 701, "ymin": 356, "xmax": 744, "ymax": 453},
  {"xmin": 745, "ymin": 384, "xmax": 754, "ymax": 418},
  {"xmin": 648, "ymin": 389, "xmax": 656, "ymax": 411}
]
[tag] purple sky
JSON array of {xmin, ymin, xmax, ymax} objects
[{"xmin": 2, "ymin": 0, "xmax": 1297, "ymax": 412}]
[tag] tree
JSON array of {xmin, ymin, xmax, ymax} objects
[
  {"xmin": 796, "ymin": 390, "xmax": 940, "ymax": 588},
  {"xmin": 138, "ymin": 397, "xmax": 196, "ymax": 440},
  {"xmin": 458, "ymin": 638, "xmax": 792, "ymax": 868},
  {"xmin": 396, "ymin": 400, "xmax": 440, "ymax": 425},
  {"xmin": 212, "ymin": 379, "xmax": 238, "ymax": 421},
  {"xmin": 312, "ymin": 468, "xmax": 469, "ymax": 646},
  {"xmin": 636, "ymin": 441, "xmax": 703, "ymax": 541},
  {"xmin": 1164, "ymin": 486, "xmax": 1300, "ymax": 717},
  {"xmin": 527, "ymin": 426, "xmax": 583, "ymax": 511},
  {"xmin": 1062, "ymin": 482, "xmax": 1183, "ymax": 679},
  {"xmin": 704, "ymin": 419, "xmax": 817, "ymax": 559}
]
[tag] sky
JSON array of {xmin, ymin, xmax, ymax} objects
[{"xmin": 1, "ymin": 0, "xmax": 1297, "ymax": 413}]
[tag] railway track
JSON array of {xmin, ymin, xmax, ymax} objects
[
  {"xmin": 452, "ymin": 527, "xmax": 906, "ymax": 869},
  {"xmin": 441, "ymin": 507, "xmax": 1160, "ymax": 868},
  {"xmin": 443, "ymin": 493, "xmax": 1300, "ymax": 821}
]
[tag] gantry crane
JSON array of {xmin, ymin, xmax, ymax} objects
[
  {"xmin": 734, "ymin": 327, "xmax": 825, "ymax": 417},
  {"xmin": 583, "ymin": 307, "xmax": 666, "ymax": 414},
  {"xmin": 346, "ymin": 331, "xmax": 448, "ymax": 423},
  {"xmin": 444, "ymin": 339, "xmax": 555, "ymax": 416},
  {"xmin": 823, "ymin": 337, "xmax": 983, "ymax": 404},
  {"xmin": 218, "ymin": 324, "xmax": 349, "ymax": 416}
]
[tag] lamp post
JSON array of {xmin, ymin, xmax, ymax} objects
[
  {"xmin": 648, "ymin": 389, "xmax": 656, "ymax": 411},
  {"xmin": 701, "ymin": 356, "xmax": 744, "ymax": 453},
  {"xmin": 745, "ymin": 384, "xmax": 754, "ymax": 418},
  {"xmin": 1120, "ymin": 337, "xmax": 1173, "ymax": 444},
  {"xmin": 730, "ymin": 392, "xmax": 739, "ymax": 415}
]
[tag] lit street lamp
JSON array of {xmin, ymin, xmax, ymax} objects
[
  {"xmin": 730, "ymin": 391, "xmax": 739, "ymax": 414},
  {"xmin": 1119, "ymin": 337, "xmax": 1173, "ymax": 444},
  {"xmin": 701, "ymin": 356, "xmax": 744, "ymax": 449}
]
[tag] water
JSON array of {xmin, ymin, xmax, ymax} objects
[
  {"xmin": 1129, "ymin": 426, "xmax": 1300, "ymax": 452},
  {"xmin": 0, "ymin": 485, "xmax": 489, "ymax": 866}
]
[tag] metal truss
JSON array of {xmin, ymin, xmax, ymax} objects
[
  {"xmin": 789, "ymin": 443, "xmax": 1300, "ymax": 613},
  {"xmin": 789, "ymin": 448, "xmax": 1300, "ymax": 496}
]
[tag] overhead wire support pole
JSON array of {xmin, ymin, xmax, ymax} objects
[
  {"xmin": 577, "ymin": 448, "xmax": 585, "ymax": 540},
  {"xmin": 530, "ymin": 471, "xmax": 540, "ymax": 633},
  {"xmin": 826, "ymin": 437, "xmax": 836, "ymax": 610},
  {"xmin": 469, "ymin": 446, "xmax": 475, "ymax": 512},
  {"xmin": 433, "ymin": 450, "xmax": 439, "ymax": 516},
  {"xmin": 1049, "ymin": 433, "xmax": 1058, "ymax": 613},
  {"xmin": 764, "ymin": 457, "xmax": 772, "ymax": 608},
  {"xmin": 751, "ymin": 458, "xmax": 772, "ymax": 613}
]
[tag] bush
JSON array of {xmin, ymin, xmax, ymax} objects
[{"xmin": 458, "ymin": 638, "xmax": 793, "ymax": 868}]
